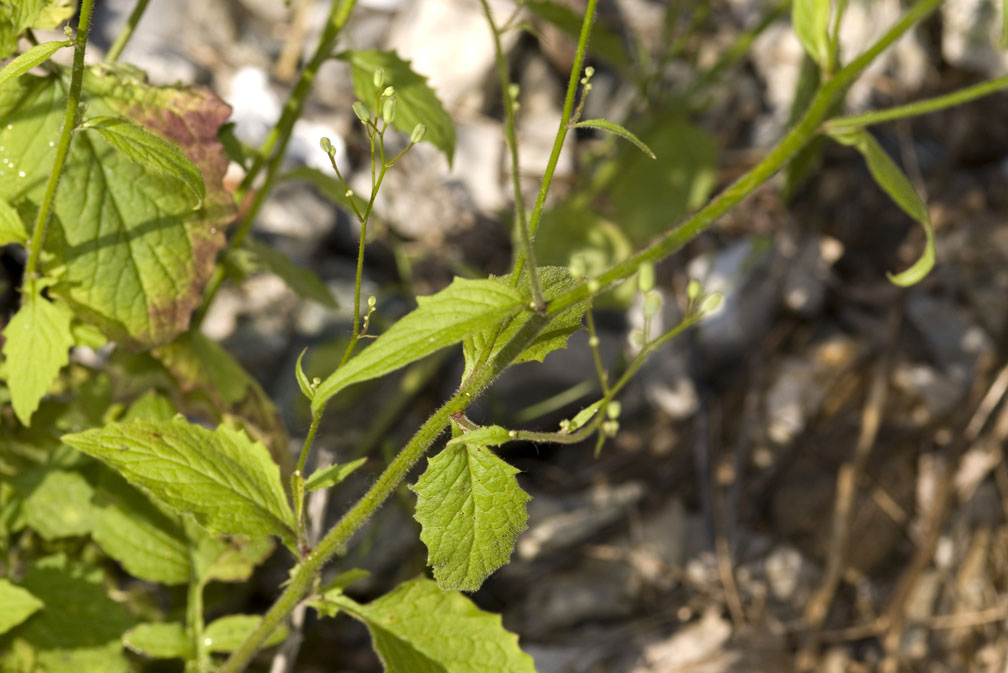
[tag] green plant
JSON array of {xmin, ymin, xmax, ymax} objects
[{"xmin": 0, "ymin": 0, "xmax": 1006, "ymax": 671}]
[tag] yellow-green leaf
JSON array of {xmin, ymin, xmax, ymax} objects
[{"xmin": 0, "ymin": 580, "xmax": 43, "ymax": 636}]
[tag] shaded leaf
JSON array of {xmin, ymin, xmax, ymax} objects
[
  {"xmin": 0, "ymin": 40, "xmax": 69, "ymax": 90},
  {"xmin": 574, "ymin": 118, "xmax": 655, "ymax": 159},
  {"xmin": 122, "ymin": 622, "xmax": 192, "ymax": 659},
  {"xmin": 304, "ymin": 457, "xmax": 366, "ymax": 491},
  {"xmin": 329, "ymin": 577, "xmax": 535, "ymax": 673},
  {"xmin": 828, "ymin": 128, "xmax": 935, "ymax": 286},
  {"xmin": 62, "ymin": 418, "xmax": 296, "ymax": 545},
  {"xmin": 17, "ymin": 468, "xmax": 92, "ymax": 539},
  {"xmin": 189, "ymin": 523, "xmax": 275, "ymax": 584},
  {"xmin": 412, "ymin": 443, "xmax": 529, "ymax": 592},
  {"xmin": 120, "ymin": 390, "xmax": 177, "ymax": 422},
  {"xmin": 0, "ymin": 580, "xmax": 43, "ymax": 636},
  {"xmin": 2, "ymin": 284, "xmax": 74, "ymax": 425},
  {"xmin": 204, "ymin": 615, "xmax": 287, "ymax": 653},
  {"xmin": 0, "ymin": 197, "xmax": 27, "ymax": 244},
  {"xmin": 312, "ymin": 278, "xmax": 524, "ymax": 414},
  {"xmin": 340, "ymin": 49, "xmax": 455, "ymax": 165},
  {"xmin": 242, "ymin": 237, "xmax": 338, "ymax": 308},
  {"xmin": 792, "ymin": 0, "xmax": 831, "ymax": 69},
  {"xmin": 81, "ymin": 115, "xmax": 205, "ymax": 205}
]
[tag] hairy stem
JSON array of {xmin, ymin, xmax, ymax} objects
[
  {"xmin": 23, "ymin": 0, "xmax": 95, "ymax": 288},
  {"xmin": 105, "ymin": 0, "xmax": 151, "ymax": 62}
]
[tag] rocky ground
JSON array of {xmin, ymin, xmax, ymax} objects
[{"xmin": 81, "ymin": 0, "xmax": 1008, "ymax": 671}]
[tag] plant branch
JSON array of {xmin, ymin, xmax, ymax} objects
[
  {"xmin": 105, "ymin": 0, "xmax": 151, "ymax": 62},
  {"xmin": 23, "ymin": 0, "xmax": 95, "ymax": 288},
  {"xmin": 480, "ymin": 0, "xmax": 545, "ymax": 310}
]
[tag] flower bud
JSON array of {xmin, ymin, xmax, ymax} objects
[
  {"xmin": 637, "ymin": 262, "xmax": 655, "ymax": 293},
  {"xmin": 352, "ymin": 101, "xmax": 370, "ymax": 124},
  {"xmin": 686, "ymin": 278, "xmax": 701, "ymax": 302},
  {"xmin": 381, "ymin": 96, "xmax": 397, "ymax": 124},
  {"xmin": 319, "ymin": 136, "xmax": 333, "ymax": 154},
  {"xmin": 643, "ymin": 290, "xmax": 662, "ymax": 318},
  {"xmin": 410, "ymin": 123, "xmax": 427, "ymax": 144},
  {"xmin": 373, "ymin": 67, "xmax": 385, "ymax": 89},
  {"xmin": 382, "ymin": 86, "xmax": 395, "ymax": 98},
  {"xmin": 606, "ymin": 401, "xmax": 621, "ymax": 420},
  {"xmin": 700, "ymin": 292, "xmax": 723, "ymax": 315}
]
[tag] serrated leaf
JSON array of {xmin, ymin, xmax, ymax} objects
[
  {"xmin": 412, "ymin": 443, "xmax": 530, "ymax": 592},
  {"xmin": 793, "ymin": 0, "xmax": 831, "ymax": 69},
  {"xmin": 242, "ymin": 237, "xmax": 338, "ymax": 308},
  {"xmin": 0, "ymin": 65, "xmax": 232, "ymax": 347},
  {"xmin": 828, "ymin": 128, "xmax": 935, "ymax": 286},
  {"xmin": 2, "ymin": 284, "xmax": 74, "ymax": 425},
  {"xmin": 304, "ymin": 457, "xmax": 366, "ymax": 491},
  {"xmin": 204, "ymin": 615, "xmax": 287, "ymax": 653},
  {"xmin": 463, "ymin": 267, "xmax": 585, "ymax": 380},
  {"xmin": 0, "ymin": 197, "xmax": 26, "ymax": 244},
  {"xmin": 62, "ymin": 418, "xmax": 296, "ymax": 545},
  {"xmin": 16, "ymin": 554, "xmax": 134, "ymax": 673},
  {"xmin": 340, "ymin": 49, "xmax": 455, "ymax": 165},
  {"xmin": 0, "ymin": 580, "xmax": 43, "ymax": 635},
  {"xmin": 81, "ymin": 115, "xmax": 205, "ymax": 205},
  {"xmin": 92, "ymin": 473, "xmax": 190, "ymax": 584},
  {"xmin": 312, "ymin": 277, "xmax": 524, "ymax": 414},
  {"xmin": 330, "ymin": 577, "xmax": 535, "ymax": 673},
  {"xmin": 17, "ymin": 468, "xmax": 92, "ymax": 539},
  {"xmin": 574, "ymin": 118, "xmax": 655, "ymax": 159},
  {"xmin": 122, "ymin": 622, "xmax": 192, "ymax": 659},
  {"xmin": 0, "ymin": 40, "xmax": 69, "ymax": 90}
]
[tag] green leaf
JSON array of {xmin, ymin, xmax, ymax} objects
[
  {"xmin": 340, "ymin": 49, "xmax": 456, "ymax": 165},
  {"xmin": 0, "ymin": 65, "xmax": 232, "ymax": 347},
  {"xmin": 2, "ymin": 284, "xmax": 74, "ymax": 425},
  {"xmin": 16, "ymin": 554, "xmax": 134, "ymax": 673},
  {"xmin": 0, "ymin": 197, "xmax": 26, "ymax": 244},
  {"xmin": 312, "ymin": 277, "xmax": 525, "ymax": 414},
  {"xmin": 92, "ymin": 473, "xmax": 190, "ymax": 585},
  {"xmin": 445, "ymin": 425, "xmax": 512, "ymax": 448},
  {"xmin": 0, "ymin": 580, "xmax": 43, "ymax": 635},
  {"xmin": 242, "ymin": 237, "xmax": 338, "ymax": 308},
  {"xmin": 523, "ymin": 0, "xmax": 630, "ymax": 72},
  {"xmin": 462, "ymin": 267, "xmax": 585, "ymax": 380},
  {"xmin": 0, "ymin": 40, "xmax": 69, "ymax": 90},
  {"xmin": 204, "ymin": 615, "xmax": 287, "ymax": 653},
  {"xmin": 81, "ymin": 115, "xmax": 205, "ymax": 206},
  {"xmin": 295, "ymin": 347, "xmax": 312, "ymax": 400},
  {"xmin": 0, "ymin": 0, "xmax": 71, "ymax": 59},
  {"xmin": 191, "ymin": 530, "xmax": 274, "ymax": 584},
  {"xmin": 792, "ymin": 0, "xmax": 831, "ymax": 69},
  {"xmin": 412, "ymin": 442, "xmax": 530, "ymax": 592},
  {"xmin": 120, "ymin": 390, "xmax": 178, "ymax": 422},
  {"xmin": 304, "ymin": 457, "xmax": 366, "ymax": 491},
  {"xmin": 828, "ymin": 128, "xmax": 935, "ymax": 286},
  {"xmin": 62, "ymin": 418, "xmax": 297, "ymax": 545},
  {"xmin": 574, "ymin": 118, "xmax": 655, "ymax": 159},
  {"xmin": 122, "ymin": 622, "xmax": 192, "ymax": 659},
  {"xmin": 17, "ymin": 469, "xmax": 93, "ymax": 539},
  {"xmin": 330, "ymin": 577, "xmax": 535, "ymax": 673}
]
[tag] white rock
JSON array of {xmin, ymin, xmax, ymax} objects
[{"xmin": 942, "ymin": 0, "xmax": 1008, "ymax": 76}]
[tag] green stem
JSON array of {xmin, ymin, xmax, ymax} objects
[
  {"xmin": 511, "ymin": 0, "xmax": 597, "ymax": 278},
  {"xmin": 105, "ymin": 0, "xmax": 151, "ymax": 62},
  {"xmin": 824, "ymin": 74, "xmax": 1008, "ymax": 131},
  {"xmin": 546, "ymin": 0, "xmax": 943, "ymax": 318},
  {"xmin": 219, "ymin": 313, "xmax": 549, "ymax": 673},
  {"xmin": 185, "ymin": 578, "xmax": 207, "ymax": 673},
  {"xmin": 295, "ymin": 412, "xmax": 322, "ymax": 474},
  {"xmin": 194, "ymin": 0, "xmax": 357, "ymax": 327},
  {"xmin": 22, "ymin": 0, "xmax": 95, "ymax": 288},
  {"xmin": 480, "ymin": 0, "xmax": 545, "ymax": 310}
]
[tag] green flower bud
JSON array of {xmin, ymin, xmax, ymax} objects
[
  {"xmin": 382, "ymin": 96, "xmax": 397, "ymax": 124},
  {"xmin": 569, "ymin": 256, "xmax": 587, "ymax": 280},
  {"xmin": 606, "ymin": 401, "xmax": 621, "ymax": 420},
  {"xmin": 584, "ymin": 66, "xmax": 595, "ymax": 79},
  {"xmin": 686, "ymin": 278, "xmax": 702, "ymax": 301},
  {"xmin": 508, "ymin": 83, "xmax": 520, "ymax": 100},
  {"xmin": 699, "ymin": 292, "xmax": 723, "ymax": 315},
  {"xmin": 586, "ymin": 279, "xmax": 600, "ymax": 294},
  {"xmin": 637, "ymin": 262, "xmax": 655, "ymax": 293},
  {"xmin": 373, "ymin": 67, "xmax": 385, "ymax": 89},
  {"xmin": 410, "ymin": 123, "xmax": 427, "ymax": 144},
  {"xmin": 319, "ymin": 136, "xmax": 333, "ymax": 154},
  {"xmin": 643, "ymin": 290, "xmax": 662, "ymax": 318},
  {"xmin": 352, "ymin": 101, "xmax": 370, "ymax": 124},
  {"xmin": 382, "ymin": 86, "xmax": 395, "ymax": 98}
]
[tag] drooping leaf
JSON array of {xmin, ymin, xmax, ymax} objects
[
  {"xmin": 15, "ymin": 554, "xmax": 134, "ymax": 673},
  {"xmin": 62, "ymin": 418, "xmax": 296, "ymax": 546},
  {"xmin": 792, "ymin": 0, "xmax": 831, "ymax": 69},
  {"xmin": 340, "ymin": 49, "xmax": 455, "ymax": 165},
  {"xmin": 0, "ymin": 65, "xmax": 233, "ymax": 347},
  {"xmin": 241, "ymin": 236, "xmax": 338, "ymax": 308},
  {"xmin": 0, "ymin": 40, "xmax": 69, "ymax": 90},
  {"xmin": 412, "ymin": 442, "xmax": 530, "ymax": 592},
  {"xmin": 574, "ymin": 118, "xmax": 655, "ymax": 159},
  {"xmin": 81, "ymin": 115, "xmax": 205, "ymax": 205},
  {"xmin": 304, "ymin": 457, "xmax": 366, "ymax": 491},
  {"xmin": 122, "ymin": 622, "xmax": 192, "ymax": 659},
  {"xmin": 203, "ymin": 615, "xmax": 287, "ymax": 653},
  {"xmin": 0, "ymin": 197, "xmax": 27, "ymax": 244},
  {"xmin": 16, "ymin": 468, "xmax": 93, "ymax": 539},
  {"xmin": 2, "ymin": 283, "xmax": 74, "ymax": 425},
  {"xmin": 92, "ymin": 472, "xmax": 190, "ymax": 585},
  {"xmin": 328, "ymin": 577, "xmax": 535, "ymax": 673},
  {"xmin": 828, "ymin": 128, "xmax": 935, "ymax": 286},
  {"xmin": 312, "ymin": 277, "xmax": 525, "ymax": 414},
  {"xmin": 0, "ymin": 580, "xmax": 43, "ymax": 636},
  {"xmin": 462, "ymin": 267, "xmax": 585, "ymax": 380}
]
